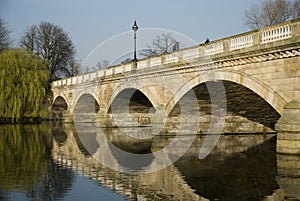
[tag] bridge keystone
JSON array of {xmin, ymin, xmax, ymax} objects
[{"xmin": 276, "ymin": 100, "xmax": 300, "ymax": 155}]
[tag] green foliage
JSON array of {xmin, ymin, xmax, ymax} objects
[
  {"xmin": 0, "ymin": 18, "xmax": 11, "ymax": 52},
  {"xmin": 0, "ymin": 48, "xmax": 49, "ymax": 119},
  {"xmin": 0, "ymin": 124, "xmax": 52, "ymax": 191}
]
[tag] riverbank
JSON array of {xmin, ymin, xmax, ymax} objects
[{"xmin": 0, "ymin": 117, "xmax": 43, "ymax": 124}]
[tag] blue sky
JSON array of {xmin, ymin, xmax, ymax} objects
[{"xmin": 0, "ymin": 0, "xmax": 263, "ymax": 66}]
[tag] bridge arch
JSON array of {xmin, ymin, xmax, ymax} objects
[
  {"xmin": 165, "ymin": 70, "xmax": 287, "ymax": 116},
  {"xmin": 73, "ymin": 88, "xmax": 101, "ymax": 111},
  {"xmin": 52, "ymin": 95, "xmax": 69, "ymax": 118},
  {"xmin": 53, "ymin": 94, "xmax": 70, "ymax": 109},
  {"xmin": 105, "ymin": 84, "xmax": 161, "ymax": 114}
]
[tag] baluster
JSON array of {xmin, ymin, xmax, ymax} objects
[{"xmin": 288, "ymin": 25, "xmax": 292, "ymax": 37}]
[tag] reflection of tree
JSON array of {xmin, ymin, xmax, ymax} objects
[
  {"xmin": 0, "ymin": 125, "xmax": 51, "ymax": 191},
  {"xmin": 0, "ymin": 124, "xmax": 74, "ymax": 200},
  {"xmin": 0, "ymin": 190, "xmax": 9, "ymax": 200},
  {"xmin": 26, "ymin": 160, "xmax": 74, "ymax": 201},
  {"xmin": 51, "ymin": 122, "xmax": 68, "ymax": 146}
]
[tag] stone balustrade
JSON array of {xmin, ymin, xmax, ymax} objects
[
  {"xmin": 261, "ymin": 23, "xmax": 292, "ymax": 43},
  {"xmin": 230, "ymin": 35, "xmax": 253, "ymax": 50},
  {"xmin": 52, "ymin": 19, "xmax": 299, "ymax": 88},
  {"xmin": 149, "ymin": 57, "xmax": 162, "ymax": 66},
  {"xmin": 205, "ymin": 41, "xmax": 224, "ymax": 55},
  {"xmin": 124, "ymin": 63, "xmax": 132, "ymax": 72},
  {"xmin": 137, "ymin": 60, "xmax": 147, "ymax": 69},
  {"xmin": 182, "ymin": 48, "xmax": 199, "ymax": 60},
  {"xmin": 114, "ymin": 66, "xmax": 123, "ymax": 74}
]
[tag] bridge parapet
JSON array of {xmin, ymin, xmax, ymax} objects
[
  {"xmin": 230, "ymin": 34, "xmax": 253, "ymax": 50},
  {"xmin": 52, "ymin": 19, "xmax": 300, "ymax": 88},
  {"xmin": 261, "ymin": 23, "xmax": 292, "ymax": 44}
]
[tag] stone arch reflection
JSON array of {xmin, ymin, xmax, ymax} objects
[
  {"xmin": 51, "ymin": 123, "xmax": 209, "ymax": 200},
  {"xmin": 51, "ymin": 122, "xmax": 68, "ymax": 146},
  {"xmin": 276, "ymin": 154, "xmax": 300, "ymax": 200},
  {"xmin": 105, "ymin": 127, "xmax": 154, "ymax": 172},
  {"xmin": 174, "ymin": 135, "xmax": 279, "ymax": 201}
]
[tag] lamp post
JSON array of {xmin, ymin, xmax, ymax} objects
[{"xmin": 132, "ymin": 20, "xmax": 138, "ymax": 62}]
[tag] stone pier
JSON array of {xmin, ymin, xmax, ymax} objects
[{"xmin": 276, "ymin": 100, "xmax": 300, "ymax": 155}]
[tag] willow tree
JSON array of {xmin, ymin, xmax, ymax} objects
[
  {"xmin": 0, "ymin": 48, "xmax": 49, "ymax": 119},
  {"xmin": 0, "ymin": 18, "xmax": 11, "ymax": 52}
]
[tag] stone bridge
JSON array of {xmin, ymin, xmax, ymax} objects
[{"xmin": 51, "ymin": 19, "xmax": 300, "ymax": 154}]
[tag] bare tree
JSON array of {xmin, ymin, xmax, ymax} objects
[
  {"xmin": 292, "ymin": 0, "xmax": 300, "ymax": 18},
  {"xmin": 20, "ymin": 21, "xmax": 76, "ymax": 80},
  {"xmin": 140, "ymin": 33, "xmax": 180, "ymax": 57},
  {"xmin": 244, "ymin": 0, "xmax": 299, "ymax": 30},
  {"xmin": 121, "ymin": 58, "xmax": 133, "ymax": 64},
  {"xmin": 95, "ymin": 60, "xmax": 110, "ymax": 70},
  {"xmin": 70, "ymin": 59, "xmax": 81, "ymax": 76},
  {"xmin": 79, "ymin": 60, "xmax": 110, "ymax": 73},
  {"xmin": 0, "ymin": 18, "xmax": 11, "ymax": 52}
]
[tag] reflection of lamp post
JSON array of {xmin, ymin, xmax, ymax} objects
[{"xmin": 132, "ymin": 20, "xmax": 138, "ymax": 62}]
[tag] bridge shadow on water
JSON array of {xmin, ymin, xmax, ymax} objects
[{"xmin": 175, "ymin": 136, "xmax": 278, "ymax": 201}]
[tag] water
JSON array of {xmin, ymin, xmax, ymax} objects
[{"xmin": 0, "ymin": 123, "xmax": 299, "ymax": 201}]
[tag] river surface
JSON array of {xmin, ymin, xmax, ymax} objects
[{"xmin": 0, "ymin": 123, "xmax": 299, "ymax": 201}]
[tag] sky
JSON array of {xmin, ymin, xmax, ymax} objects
[{"xmin": 0, "ymin": 0, "xmax": 264, "ymax": 67}]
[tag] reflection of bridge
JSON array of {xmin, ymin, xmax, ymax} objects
[
  {"xmin": 52, "ymin": 19, "xmax": 300, "ymax": 154},
  {"xmin": 52, "ymin": 124, "xmax": 209, "ymax": 201},
  {"xmin": 51, "ymin": 124, "xmax": 300, "ymax": 200}
]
